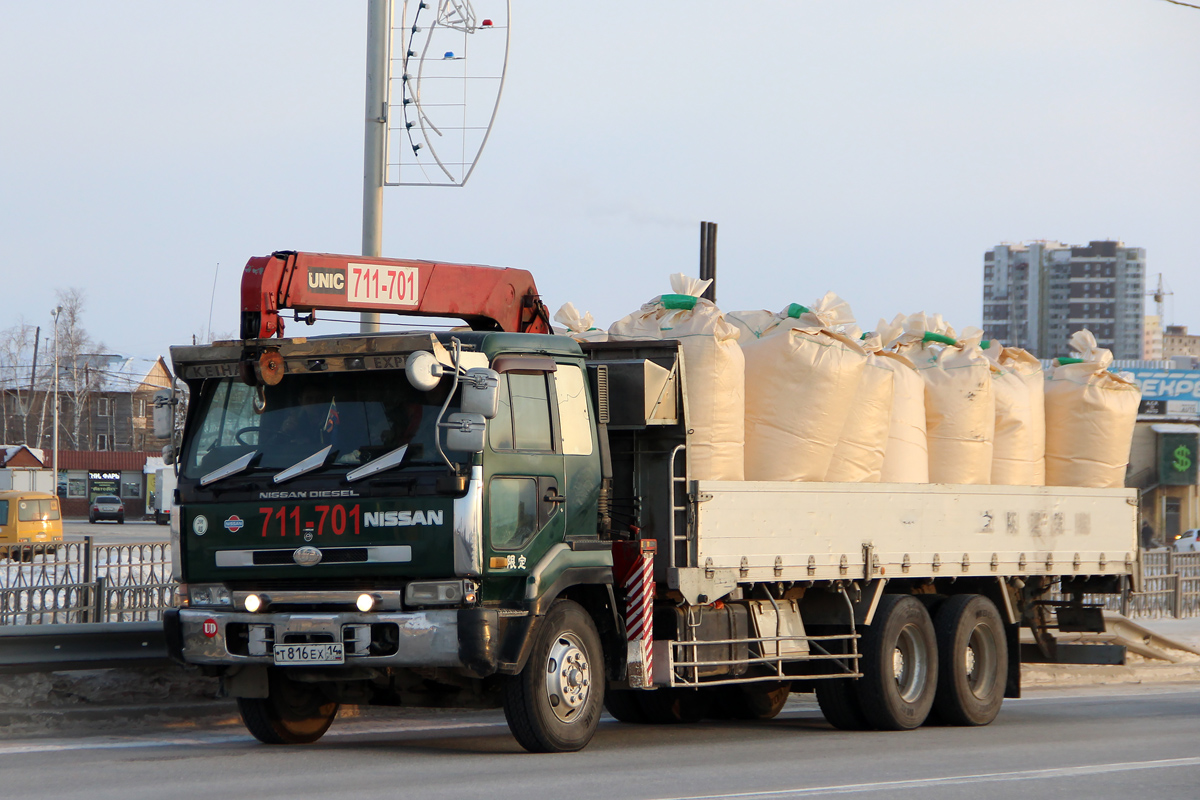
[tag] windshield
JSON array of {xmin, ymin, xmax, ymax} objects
[{"xmin": 181, "ymin": 370, "xmax": 465, "ymax": 480}]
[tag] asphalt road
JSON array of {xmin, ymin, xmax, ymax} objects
[
  {"xmin": 0, "ymin": 685, "xmax": 1197, "ymax": 800},
  {"xmin": 62, "ymin": 519, "xmax": 170, "ymax": 545}
]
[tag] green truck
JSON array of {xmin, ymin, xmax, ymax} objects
[{"xmin": 162, "ymin": 251, "xmax": 1138, "ymax": 752}]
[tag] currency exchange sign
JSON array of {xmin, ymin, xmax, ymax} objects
[{"xmin": 1159, "ymin": 432, "xmax": 1198, "ymax": 486}]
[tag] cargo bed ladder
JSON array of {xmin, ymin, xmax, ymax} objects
[{"xmin": 667, "ymin": 444, "xmax": 690, "ymax": 569}]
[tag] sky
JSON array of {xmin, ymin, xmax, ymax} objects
[{"xmin": 2, "ymin": 0, "xmax": 1198, "ymax": 367}]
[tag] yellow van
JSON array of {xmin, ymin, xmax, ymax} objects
[{"xmin": 0, "ymin": 491, "xmax": 64, "ymax": 554}]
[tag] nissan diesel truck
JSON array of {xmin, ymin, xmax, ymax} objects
[{"xmin": 161, "ymin": 250, "xmax": 1139, "ymax": 753}]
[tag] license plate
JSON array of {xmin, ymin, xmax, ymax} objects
[{"xmin": 273, "ymin": 643, "xmax": 344, "ymax": 666}]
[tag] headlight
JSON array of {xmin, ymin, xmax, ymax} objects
[
  {"xmin": 187, "ymin": 584, "xmax": 232, "ymax": 607},
  {"xmin": 356, "ymin": 593, "xmax": 376, "ymax": 612},
  {"xmin": 405, "ymin": 580, "xmax": 476, "ymax": 607},
  {"xmin": 243, "ymin": 593, "xmax": 263, "ymax": 613}
]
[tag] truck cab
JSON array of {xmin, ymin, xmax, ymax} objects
[{"xmin": 167, "ymin": 328, "xmax": 616, "ymax": 751}]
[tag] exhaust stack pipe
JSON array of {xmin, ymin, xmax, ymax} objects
[{"xmin": 699, "ymin": 221, "xmax": 717, "ymax": 303}]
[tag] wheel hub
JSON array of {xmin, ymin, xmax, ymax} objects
[
  {"xmin": 892, "ymin": 623, "xmax": 928, "ymax": 704},
  {"xmin": 545, "ymin": 633, "xmax": 591, "ymax": 723}
]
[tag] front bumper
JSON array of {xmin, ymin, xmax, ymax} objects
[{"xmin": 171, "ymin": 607, "xmax": 508, "ymax": 673}]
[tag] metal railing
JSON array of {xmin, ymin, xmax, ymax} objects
[
  {"xmin": 0, "ymin": 539, "xmax": 175, "ymax": 625},
  {"xmin": 1056, "ymin": 549, "xmax": 1200, "ymax": 619}
]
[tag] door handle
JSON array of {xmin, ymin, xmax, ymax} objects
[{"xmin": 544, "ymin": 490, "xmax": 566, "ymax": 504}]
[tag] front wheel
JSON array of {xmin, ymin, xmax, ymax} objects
[
  {"xmin": 237, "ymin": 669, "xmax": 340, "ymax": 745},
  {"xmin": 503, "ymin": 599, "xmax": 604, "ymax": 753}
]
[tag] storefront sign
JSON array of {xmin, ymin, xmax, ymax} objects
[
  {"xmin": 87, "ymin": 470, "xmax": 121, "ymax": 499},
  {"xmin": 1128, "ymin": 369, "xmax": 1200, "ymax": 418},
  {"xmin": 1158, "ymin": 433, "xmax": 1198, "ymax": 486}
]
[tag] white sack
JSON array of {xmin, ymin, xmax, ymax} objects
[
  {"xmin": 983, "ymin": 344, "xmax": 1035, "ymax": 485},
  {"xmin": 743, "ymin": 294, "xmax": 867, "ymax": 481},
  {"xmin": 608, "ymin": 274, "xmax": 744, "ymax": 481},
  {"xmin": 1044, "ymin": 330, "xmax": 1141, "ymax": 489},
  {"xmin": 875, "ymin": 316, "xmax": 929, "ymax": 483},
  {"xmin": 553, "ymin": 302, "xmax": 608, "ymax": 343},
  {"xmin": 984, "ymin": 345, "xmax": 1044, "ymax": 486},
  {"xmin": 827, "ymin": 330, "xmax": 899, "ymax": 483},
  {"xmin": 727, "ymin": 310, "xmax": 783, "ymax": 342},
  {"xmin": 899, "ymin": 316, "xmax": 995, "ymax": 485}
]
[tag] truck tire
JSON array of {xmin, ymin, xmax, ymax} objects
[
  {"xmin": 604, "ymin": 689, "xmax": 649, "ymax": 723},
  {"xmin": 856, "ymin": 595, "xmax": 937, "ymax": 731},
  {"xmin": 932, "ymin": 594, "xmax": 1007, "ymax": 726},
  {"xmin": 503, "ymin": 599, "xmax": 604, "ymax": 753},
  {"xmin": 637, "ymin": 688, "xmax": 710, "ymax": 723},
  {"xmin": 237, "ymin": 670, "xmax": 339, "ymax": 745},
  {"xmin": 719, "ymin": 682, "xmax": 791, "ymax": 720},
  {"xmin": 815, "ymin": 678, "xmax": 871, "ymax": 730}
]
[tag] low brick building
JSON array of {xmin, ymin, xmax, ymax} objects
[{"xmin": 56, "ymin": 450, "xmax": 161, "ymax": 519}]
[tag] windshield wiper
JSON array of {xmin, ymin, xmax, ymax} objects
[
  {"xmin": 346, "ymin": 445, "xmax": 409, "ymax": 483},
  {"xmin": 273, "ymin": 445, "xmax": 333, "ymax": 484},
  {"xmin": 200, "ymin": 451, "xmax": 258, "ymax": 487}
]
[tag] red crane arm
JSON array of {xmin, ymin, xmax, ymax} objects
[{"xmin": 240, "ymin": 251, "xmax": 551, "ymax": 339}]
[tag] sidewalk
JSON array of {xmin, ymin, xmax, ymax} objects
[{"xmin": 1023, "ymin": 615, "xmax": 1200, "ymax": 690}]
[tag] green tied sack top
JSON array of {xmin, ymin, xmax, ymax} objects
[{"xmin": 660, "ymin": 294, "xmax": 699, "ymax": 311}]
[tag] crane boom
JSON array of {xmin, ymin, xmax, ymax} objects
[{"xmin": 239, "ymin": 250, "xmax": 552, "ymax": 339}]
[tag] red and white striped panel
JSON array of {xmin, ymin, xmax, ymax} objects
[{"xmin": 613, "ymin": 539, "xmax": 656, "ymax": 689}]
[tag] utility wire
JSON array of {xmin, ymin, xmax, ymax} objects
[{"xmin": 1160, "ymin": 0, "xmax": 1200, "ymax": 8}]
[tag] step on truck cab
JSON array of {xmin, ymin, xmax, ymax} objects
[{"xmin": 162, "ymin": 251, "xmax": 1139, "ymax": 752}]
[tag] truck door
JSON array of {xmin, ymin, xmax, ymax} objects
[
  {"xmin": 484, "ymin": 368, "xmax": 566, "ymax": 597},
  {"xmin": 549, "ymin": 362, "xmax": 602, "ymax": 541}
]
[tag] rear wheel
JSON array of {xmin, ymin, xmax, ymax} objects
[
  {"xmin": 719, "ymin": 682, "xmax": 791, "ymax": 720},
  {"xmin": 503, "ymin": 599, "xmax": 604, "ymax": 752},
  {"xmin": 637, "ymin": 688, "xmax": 710, "ymax": 723},
  {"xmin": 815, "ymin": 678, "xmax": 871, "ymax": 730},
  {"xmin": 856, "ymin": 595, "xmax": 938, "ymax": 730},
  {"xmin": 117, "ymin": 514, "xmax": 124, "ymax": 524},
  {"xmin": 932, "ymin": 594, "xmax": 1007, "ymax": 726},
  {"xmin": 237, "ymin": 670, "xmax": 339, "ymax": 745},
  {"xmin": 88, "ymin": 514, "xmax": 96, "ymax": 524},
  {"xmin": 604, "ymin": 689, "xmax": 649, "ymax": 723}
]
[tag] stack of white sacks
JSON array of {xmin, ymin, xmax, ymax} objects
[{"xmin": 555, "ymin": 279, "xmax": 1141, "ymax": 489}]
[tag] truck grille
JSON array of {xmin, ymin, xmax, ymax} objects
[{"xmin": 251, "ymin": 548, "xmax": 369, "ymax": 565}]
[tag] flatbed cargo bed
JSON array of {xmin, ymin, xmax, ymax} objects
[{"xmin": 669, "ymin": 480, "xmax": 1137, "ymax": 604}]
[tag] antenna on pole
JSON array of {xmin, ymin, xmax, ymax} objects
[{"xmin": 206, "ymin": 263, "xmax": 220, "ymax": 343}]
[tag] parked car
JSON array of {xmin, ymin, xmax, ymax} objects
[
  {"xmin": 0, "ymin": 490, "xmax": 63, "ymax": 558},
  {"xmin": 1174, "ymin": 529, "xmax": 1200, "ymax": 552},
  {"xmin": 89, "ymin": 494, "xmax": 125, "ymax": 524}
]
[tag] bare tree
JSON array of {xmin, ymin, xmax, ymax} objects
[
  {"xmin": 0, "ymin": 321, "xmax": 42, "ymax": 445},
  {"xmin": 54, "ymin": 288, "xmax": 107, "ymax": 451}
]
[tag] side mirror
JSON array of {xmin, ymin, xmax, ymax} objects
[
  {"xmin": 441, "ymin": 412, "xmax": 486, "ymax": 453},
  {"xmin": 153, "ymin": 390, "xmax": 174, "ymax": 439},
  {"xmin": 161, "ymin": 443, "xmax": 176, "ymax": 466},
  {"xmin": 406, "ymin": 351, "xmax": 445, "ymax": 391},
  {"xmin": 461, "ymin": 368, "xmax": 500, "ymax": 419}
]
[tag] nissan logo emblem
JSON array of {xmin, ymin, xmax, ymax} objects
[{"xmin": 293, "ymin": 546, "xmax": 323, "ymax": 567}]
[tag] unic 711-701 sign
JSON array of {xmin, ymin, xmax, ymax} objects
[{"xmin": 347, "ymin": 263, "xmax": 419, "ymax": 307}]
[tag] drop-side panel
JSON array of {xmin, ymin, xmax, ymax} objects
[{"xmin": 679, "ymin": 481, "xmax": 1136, "ymax": 585}]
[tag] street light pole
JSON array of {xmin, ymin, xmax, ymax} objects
[
  {"xmin": 50, "ymin": 305, "xmax": 62, "ymax": 491},
  {"xmin": 360, "ymin": 0, "xmax": 389, "ymax": 334}
]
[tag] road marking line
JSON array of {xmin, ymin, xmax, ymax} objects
[{"xmin": 647, "ymin": 756, "xmax": 1200, "ymax": 799}]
